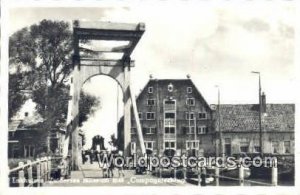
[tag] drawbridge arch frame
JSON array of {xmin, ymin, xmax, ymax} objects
[{"xmin": 64, "ymin": 21, "xmax": 146, "ymax": 170}]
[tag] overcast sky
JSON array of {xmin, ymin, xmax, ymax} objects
[{"xmin": 10, "ymin": 1, "xmax": 295, "ymax": 148}]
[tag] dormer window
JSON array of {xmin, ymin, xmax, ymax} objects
[
  {"xmin": 148, "ymin": 87, "xmax": 153, "ymax": 93},
  {"xmin": 168, "ymin": 83, "xmax": 173, "ymax": 92},
  {"xmin": 187, "ymin": 87, "xmax": 192, "ymax": 93}
]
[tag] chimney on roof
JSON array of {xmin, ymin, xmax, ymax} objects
[{"xmin": 261, "ymin": 92, "xmax": 266, "ymax": 113}]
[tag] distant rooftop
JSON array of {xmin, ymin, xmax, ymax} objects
[{"xmin": 218, "ymin": 104, "xmax": 295, "ymax": 132}]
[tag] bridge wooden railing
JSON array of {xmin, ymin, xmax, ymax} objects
[{"xmin": 9, "ymin": 156, "xmax": 63, "ymax": 187}]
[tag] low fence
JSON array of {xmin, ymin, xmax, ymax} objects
[{"xmin": 9, "ymin": 156, "xmax": 63, "ymax": 187}]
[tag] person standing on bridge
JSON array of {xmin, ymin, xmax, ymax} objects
[
  {"xmin": 89, "ymin": 149, "xmax": 94, "ymax": 164},
  {"xmin": 107, "ymin": 151, "xmax": 115, "ymax": 178},
  {"xmin": 58, "ymin": 158, "xmax": 68, "ymax": 180},
  {"xmin": 82, "ymin": 150, "xmax": 87, "ymax": 164},
  {"xmin": 116, "ymin": 151, "xmax": 125, "ymax": 178}
]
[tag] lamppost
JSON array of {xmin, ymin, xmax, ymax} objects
[
  {"xmin": 215, "ymin": 85, "xmax": 222, "ymax": 157},
  {"xmin": 251, "ymin": 71, "xmax": 263, "ymax": 156}
]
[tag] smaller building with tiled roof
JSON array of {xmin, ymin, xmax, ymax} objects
[
  {"xmin": 216, "ymin": 102, "xmax": 295, "ymax": 156},
  {"xmin": 8, "ymin": 101, "xmax": 66, "ymax": 158}
]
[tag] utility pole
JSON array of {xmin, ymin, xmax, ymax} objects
[
  {"xmin": 251, "ymin": 71, "xmax": 263, "ymax": 156},
  {"xmin": 116, "ymin": 82, "xmax": 119, "ymax": 133},
  {"xmin": 215, "ymin": 85, "xmax": 222, "ymax": 157}
]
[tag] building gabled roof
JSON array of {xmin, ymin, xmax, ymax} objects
[
  {"xmin": 8, "ymin": 120, "xmax": 22, "ymax": 132},
  {"xmin": 9, "ymin": 109, "xmax": 45, "ymax": 131},
  {"xmin": 218, "ymin": 104, "xmax": 295, "ymax": 132},
  {"xmin": 137, "ymin": 78, "xmax": 212, "ymax": 111}
]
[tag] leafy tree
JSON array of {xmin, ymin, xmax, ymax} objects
[
  {"xmin": 79, "ymin": 91, "xmax": 101, "ymax": 127},
  {"xmin": 8, "ymin": 72, "xmax": 28, "ymax": 118},
  {"xmin": 9, "ymin": 19, "xmax": 100, "ymax": 153},
  {"xmin": 9, "ymin": 20, "xmax": 73, "ymax": 122}
]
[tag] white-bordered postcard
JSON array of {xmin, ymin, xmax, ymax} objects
[{"xmin": 0, "ymin": 0, "xmax": 299, "ymax": 195}]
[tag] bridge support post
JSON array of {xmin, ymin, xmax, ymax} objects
[
  {"xmin": 71, "ymin": 127, "xmax": 80, "ymax": 170},
  {"xmin": 123, "ymin": 65, "xmax": 131, "ymax": 157},
  {"xmin": 239, "ymin": 165, "xmax": 244, "ymax": 186},
  {"xmin": 272, "ymin": 159, "xmax": 278, "ymax": 186},
  {"xmin": 70, "ymin": 47, "xmax": 81, "ymax": 170},
  {"xmin": 18, "ymin": 162, "xmax": 25, "ymax": 187}
]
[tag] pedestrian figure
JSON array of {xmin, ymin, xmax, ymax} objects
[
  {"xmin": 89, "ymin": 149, "xmax": 94, "ymax": 164},
  {"xmin": 200, "ymin": 167, "xmax": 206, "ymax": 186},
  {"xmin": 116, "ymin": 151, "xmax": 125, "ymax": 177},
  {"xmin": 94, "ymin": 150, "xmax": 99, "ymax": 162},
  {"xmin": 82, "ymin": 150, "xmax": 86, "ymax": 164},
  {"xmin": 108, "ymin": 151, "xmax": 115, "ymax": 178},
  {"xmin": 100, "ymin": 151, "xmax": 109, "ymax": 178},
  {"xmin": 58, "ymin": 158, "xmax": 68, "ymax": 180}
]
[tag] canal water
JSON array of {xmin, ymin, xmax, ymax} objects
[{"xmin": 208, "ymin": 177, "xmax": 294, "ymax": 186}]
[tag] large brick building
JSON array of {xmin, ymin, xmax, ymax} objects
[
  {"xmin": 126, "ymin": 78, "xmax": 295, "ymax": 158},
  {"xmin": 129, "ymin": 78, "xmax": 215, "ymax": 156}
]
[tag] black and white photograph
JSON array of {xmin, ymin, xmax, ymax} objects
[{"xmin": 1, "ymin": 0, "xmax": 298, "ymax": 193}]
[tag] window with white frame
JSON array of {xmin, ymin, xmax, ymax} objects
[
  {"xmin": 187, "ymin": 126, "xmax": 195, "ymax": 134},
  {"xmin": 186, "ymin": 140, "xmax": 199, "ymax": 150},
  {"xmin": 284, "ymin": 141, "xmax": 291, "ymax": 154},
  {"xmin": 197, "ymin": 126, "xmax": 207, "ymax": 134},
  {"xmin": 144, "ymin": 141, "xmax": 154, "ymax": 150},
  {"xmin": 165, "ymin": 112, "xmax": 175, "ymax": 119},
  {"xmin": 254, "ymin": 146, "xmax": 261, "ymax": 153},
  {"xmin": 164, "ymin": 100, "xmax": 176, "ymax": 111},
  {"xmin": 146, "ymin": 112, "xmax": 155, "ymax": 120},
  {"xmin": 147, "ymin": 99, "xmax": 155, "ymax": 106},
  {"xmin": 148, "ymin": 87, "xmax": 153, "ymax": 93},
  {"xmin": 186, "ymin": 98, "xmax": 195, "ymax": 106},
  {"xmin": 240, "ymin": 142, "xmax": 249, "ymax": 153},
  {"xmin": 185, "ymin": 112, "xmax": 195, "ymax": 120},
  {"xmin": 272, "ymin": 141, "xmax": 279, "ymax": 154},
  {"xmin": 165, "ymin": 141, "xmax": 176, "ymax": 149},
  {"xmin": 24, "ymin": 145, "xmax": 35, "ymax": 158},
  {"xmin": 165, "ymin": 127, "xmax": 175, "ymax": 134},
  {"xmin": 187, "ymin": 87, "xmax": 192, "ymax": 93},
  {"xmin": 145, "ymin": 127, "xmax": 156, "ymax": 134},
  {"xmin": 198, "ymin": 112, "xmax": 207, "ymax": 119}
]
